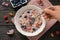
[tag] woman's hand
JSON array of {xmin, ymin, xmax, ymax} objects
[{"xmin": 44, "ymin": 5, "xmax": 60, "ymax": 21}]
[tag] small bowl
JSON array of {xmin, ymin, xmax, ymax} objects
[
  {"xmin": 10, "ymin": 0, "xmax": 28, "ymax": 8},
  {"xmin": 14, "ymin": 5, "xmax": 46, "ymax": 36}
]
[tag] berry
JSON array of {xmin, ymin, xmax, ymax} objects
[
  {"xmin": 4, "ymin": 15, "xmax": 8, "ymax": 20},
  {"xmin": 56, "ymin": 30, "xmax": 60, "ymax": 35},
  {"xmin": 5, "ymin": 20, "xmax": 9, "ymax": 23}
]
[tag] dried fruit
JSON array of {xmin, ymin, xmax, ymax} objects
[{"xmin": 26, "ymin": 27, "xmax": 31, "ymax": 30}]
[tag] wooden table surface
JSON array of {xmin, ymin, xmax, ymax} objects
[{"xmin": 0, "ymin": 0, "xmax": 60, "ymax": 40}]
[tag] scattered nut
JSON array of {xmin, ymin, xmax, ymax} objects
[
  {"xmin": 50, "ymin": 33, "xmax": 54, "ymax": 38},
  {"xmin": 4, "ymin": 15, "xmax": 8, "ymax": 20},
  {"xmin": 9, "ymin": 12, "xmax": 14, "ymax": 17}
]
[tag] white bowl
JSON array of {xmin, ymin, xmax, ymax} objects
[{"xmin": 14, "ymin": 5, "xmax": 46, "ymax": 36}]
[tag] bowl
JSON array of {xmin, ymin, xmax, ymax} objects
[{"xmin": 14, "ymin": 5, "xmax": 46, "ymax": 36}]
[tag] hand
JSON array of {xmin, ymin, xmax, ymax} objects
[{"xmin": 44, "ymin": 5, "xmax": 60, "ymax": 21}]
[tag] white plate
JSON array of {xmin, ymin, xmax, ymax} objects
[{"xmin": 14, "ymin": 5, "xmax": 46, "ymax": 36}]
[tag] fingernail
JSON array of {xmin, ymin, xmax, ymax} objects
[{"xmin": 49, "ymin": 7, "xmax": 55, "ymax": 11}]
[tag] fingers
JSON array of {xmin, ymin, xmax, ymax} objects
[
  {"xmin": 44, "ymin": 7, "xmax": 54, "ymax": 16},
  {"xmin": 43, "ymin": 6, "xmax": 55, "ymax": 20}
]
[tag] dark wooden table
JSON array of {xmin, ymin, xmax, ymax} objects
[{"xmin": 0, "ymin": 0, "xmax": 60, "ymax": 40}]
